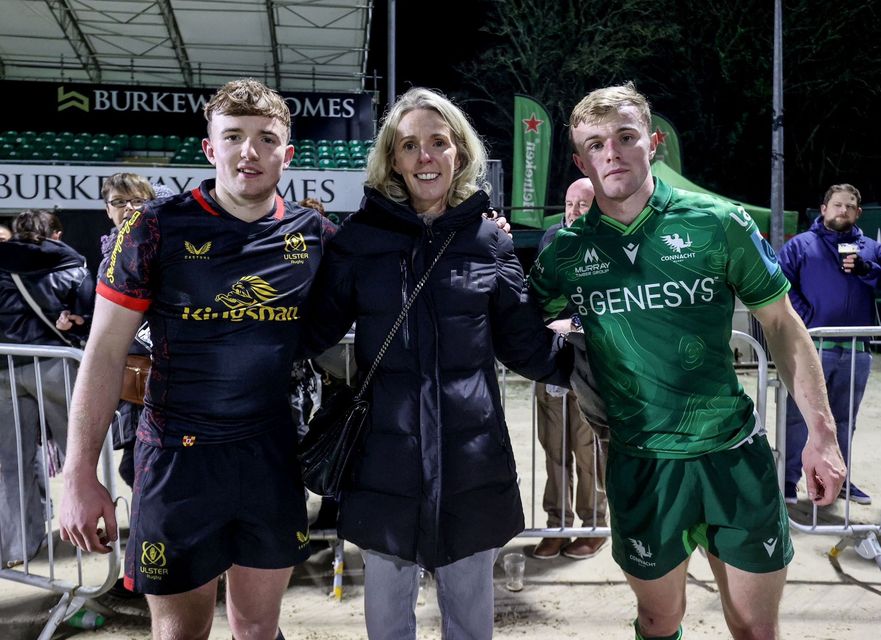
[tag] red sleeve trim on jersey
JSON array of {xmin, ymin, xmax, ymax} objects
[
  {"xmin": 97, "ymin": 281, "xmax": 152, "ymax": 312},
  {"xmin": 273, "ymin": 195, "xmax": 285, "ymax": 220},
  {"xmin": 192, "ymin": 187, "xmax": 221, "ymax": 217}
]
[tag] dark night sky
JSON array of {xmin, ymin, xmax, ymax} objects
[{"xmin": 365, "ymin": 2, "xmax": 487, "ymax": 109}]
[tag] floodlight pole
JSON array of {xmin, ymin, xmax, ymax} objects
[
  {"xmin": 770, "ymin": 0, "xmax": 785, "ymax": 250},
  {"xmin": 387, "ymin": 0, "xmax": 396, "ymax": 111}
]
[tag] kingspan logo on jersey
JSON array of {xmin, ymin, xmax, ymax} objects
[
  {"xmin": 180, "ymin": 275, "xmax": 300, "ymax": 322},
  {"xmin": 573, "ymin": 245, "xmax": 611, "ymax": 277},
  {"xmin": 660, "ymin": 232, "xmax": 697, "ymax": 262}
]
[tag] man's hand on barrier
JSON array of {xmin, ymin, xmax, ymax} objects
[
  {"xmin": 59, "ymin": 475, "xmax": 118, "ymax": 553},
  {"xmin": 802, "ymin": 434, "xmax": 846, "ymax": 506}
]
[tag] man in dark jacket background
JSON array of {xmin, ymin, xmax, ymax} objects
[
  {"xmin": 0, "ymin": 209, "xmax": 94, "ymax": 565},
  {"xmin": 778, "ymin": 183, "xmax": 880, "ymax": 505}
]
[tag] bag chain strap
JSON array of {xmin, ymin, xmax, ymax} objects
[{"xmin": 354, "ymin": 231, "xmax": 456, "ymax": 400}]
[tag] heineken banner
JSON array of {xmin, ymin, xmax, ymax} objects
[{"xmin": 511, "ymin": 95, "xmax": 552, "ymax": 228}]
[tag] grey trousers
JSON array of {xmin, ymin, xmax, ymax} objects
[
  {"xmin": 361, "ymin": 548, "xmax": 497, "ymax": 640},
  {"xmin": 0, "ymin": 359, "xmax": 74, "ymax": 564}
]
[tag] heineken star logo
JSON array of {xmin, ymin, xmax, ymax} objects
[{"xmin": 523, "ymin": 112, "xmax": 544, "ymax": 133}]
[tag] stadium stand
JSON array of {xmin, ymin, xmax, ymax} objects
[{"xmin": 0, "ymin": 129, "xmax": 371, "ymax": 167}]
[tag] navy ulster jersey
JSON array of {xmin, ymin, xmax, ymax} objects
[{"xmin": 98, "ymin": 179, "xmax": 332, "ymax": 447}]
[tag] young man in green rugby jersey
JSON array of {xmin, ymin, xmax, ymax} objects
[{"xmin": 529, "ymin": 83, "xmax": 845, "ymax": 640}]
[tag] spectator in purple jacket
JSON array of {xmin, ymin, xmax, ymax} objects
[{"xmin": 778, "ymin": 183, "xmax": 881, "ymax": 505}]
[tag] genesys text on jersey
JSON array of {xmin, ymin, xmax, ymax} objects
[
  {"xmin": 571, "ymin": 277, "xmax": 717, "ymax": 316},
  {"xmin": 0, "ymin": 165, "xmax": 366, "ymax": 212}
]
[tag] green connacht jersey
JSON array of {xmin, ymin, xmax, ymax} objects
[{"xmin": 529, "ymin": 178, "xmax": 790, "ymax": 459}]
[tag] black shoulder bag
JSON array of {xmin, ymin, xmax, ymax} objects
[{"xmin": 298, "ymin": 231, "xmax": 456, "ymax": 497}]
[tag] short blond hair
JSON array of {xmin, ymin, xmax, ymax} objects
[
  {"xmin": 569, "ymin": 81, "xmax": 652, "ymax": 145},
  {"xmin": 204, "ymin": 78, "xmax": 291, "ymax": 142},
  {"xmin": 366, "ymin": 87, "xmax": 489, "ymax": 209}
]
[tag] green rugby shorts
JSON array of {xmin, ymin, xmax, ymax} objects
[{"xmin": 607, "ymin": 435, "xmax": 793, "ymax": 580}]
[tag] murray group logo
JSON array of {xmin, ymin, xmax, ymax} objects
[
  {"xmin": 574, "ymin": 245, "xmax": 611, "ymax": 277},
  {"xmin": 284, "ymin": 232, "xmax": 309, "ymax": 265},
  {"xmin": 181, "ymin": 275, "xmax": 300, "ymax": 322}
]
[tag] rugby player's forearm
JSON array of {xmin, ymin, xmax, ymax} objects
[
  {"xmin": 760, "ymin": 311, "xmax": 838, "ymax": 443},
  {"xmin": 64, "ymin": 345, "xmax": 129, "ymax": 478}
]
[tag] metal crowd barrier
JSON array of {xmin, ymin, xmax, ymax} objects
[
  {"xmin": 776, "ymin": 327, "xmax": 881, "ymax": 569},
  {"xmin": 0, "ymin": 343, "xmax": 122, "ymax": 639},
  {"xmin": 513, "ymin": 330, "xmax": 769, "ymax": 546}
]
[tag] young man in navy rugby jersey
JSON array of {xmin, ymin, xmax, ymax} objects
[{"xmin": 59, "ymin": 79, "xmax": 333, "ymax": 640}]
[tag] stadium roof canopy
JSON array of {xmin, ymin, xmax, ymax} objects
[{"xmin": 0, "ymin": 0, "xmax": 374, "ymax": 92}]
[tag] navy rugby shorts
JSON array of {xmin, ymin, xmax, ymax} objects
[{"xmin": 124, "ymin": 427, "xmax": 310, "ymax": 595}]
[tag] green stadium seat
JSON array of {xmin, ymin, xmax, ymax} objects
[
  {"xmin": 146, "ymin": 135, "xmax": 164, "ymax": 151},
  {"xmin": 332, "ymin": 139, "xmax": 347, "ymax": 147},
  {"xmin": 164, "ymin": 135, "xmax": 181, "ymax": 151},
  {"xmin": 0, "ymin": 143, "xmax": 14, "ymax": 158},
  {"xmin": 351, "ymin": 157, "xmax": 366, "ymax": 169},
  {"xmin": 93, "ymin": 133, "xmax": 111, "ymax": 144},
  {"xmin": 113, "ymin": 133, "xmax": 129, "ymax": 148},
  {"xmin": 318, "ymin": 158, "xmax": 337, "ymax": 169},
  {"xmin": 317, "ymin": 139, "xmax": 331, "ymax": 147},
  {"xmin": 130, "ymin": 134, "xmax": 147, "ymax": 150},
  {"xmin": 335, "ymin": 158, "xmax": 351, "ymax": 168}
]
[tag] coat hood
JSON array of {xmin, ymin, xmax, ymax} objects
[
  {"xmin": 0, "ymin": 238, "xmax": 86, "ymax": 275},
  {"xmin": 355, "ymin": 187, "xmax": 491, "ymax": 234},
  {"xmin": 809, "ymin": 215, "xmax": 862, "ymax": 245}
]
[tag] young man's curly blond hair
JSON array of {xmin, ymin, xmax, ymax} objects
[{"xmin": 204, "ymin": 78, "xmax": 292, "ymax": 142}]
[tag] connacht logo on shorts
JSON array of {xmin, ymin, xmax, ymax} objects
[
  {"xmin": 182, "ymin": 435, "xmax": 196, "ymax": 447},
  {"xmin": 141, "ymin": 541, "xmax": 167, "ymax": 567},
  {"xmin": 629, "ymin": 538, "xmax": 653, "ymax": 560}
]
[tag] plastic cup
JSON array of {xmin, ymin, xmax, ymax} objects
[
  {"xmin": 503, "ymin": 552, "xmax": 526, "ymax": 591},
  {"xmin": 838, "ymin": 242, "xmax": 859, "ymax": 269}
]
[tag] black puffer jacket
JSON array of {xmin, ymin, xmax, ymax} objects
[
  {"xmin": 307, "ymin": 188, "xmax": 570, "ymax": 569},
  {"xmin": 0, "ymin": 238, "xmax": 94, "ymax": 346}
]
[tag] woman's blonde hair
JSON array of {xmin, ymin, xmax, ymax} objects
[{"xmin": 365, "ymin": 88, "xmax": 489, "ymax": 208}]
